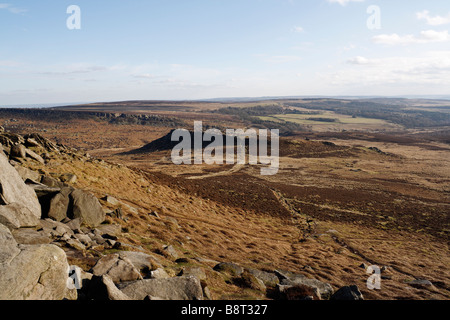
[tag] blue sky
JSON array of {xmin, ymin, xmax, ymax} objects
[{"xmin": 1, "ymin": 0, "xmax": 450, "ymax": 104}]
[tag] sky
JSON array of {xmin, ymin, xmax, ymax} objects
[{"xmin": 1, "ymin": 0, "xmax": 450, "ymax": 105}]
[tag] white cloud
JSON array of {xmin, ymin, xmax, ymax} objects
[
  {"xmin": 0, "ymin": 3, "xmax": 27, "ymax": 14},
  {"xmin": 373, "ymin": 30, "xmax": 450, "ymax": 45},
  {"xmin": 327, "ymin": 0, "xmax": 364, "ymax": 6},
  {"xmin": 328, "ymin": 51, "xmax": 450, "ymax": 88},
  {"xmin": 417, "ymin": 10, "xmax": 450, "ymax": 26},
  {"xmin": 293, "ymin": 26, "xmax": 304, "ymax": 33}
]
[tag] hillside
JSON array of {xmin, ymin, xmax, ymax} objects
[{"xmin": 1, "ymin": 126, "xmax": 449, "ymax": 300}]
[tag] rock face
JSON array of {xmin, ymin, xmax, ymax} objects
[
  {"xmin": 70, "ymin": 189, "xmax": 105, "ymax": 227},
  {"xmin": 118, "ymin": 276, "xmax": 204, "ymax": 300},
  {"xmin": 0, "ymin": 223, "xmax": 70, "ymax": 300},
  {"xmin": 0, "ymin": 150, "xmax": 41, "ymax": 226}
]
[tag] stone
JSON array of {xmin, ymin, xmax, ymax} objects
[
  {"xmin": 91, "ymin": 253, "xmax": 143, "ymax": 284},
  {"xmin": 0, "ymin": 203, "xmax": 40, "ymax": 230},
  {"xmin": 118, "ymin": 251, "xmax": 163, "ymax": 274},
  {"xmin": 246, "ymin": 268, "xmax": 279, "ymax": 287},
  {"xmin": 280, "ymin": 277, "xmax": 334, "ymax": 300},
  {"xmin": 274, "ymin": 269, "xmax": 306, "ymax": 282},
  {"xmin": 70, "ymin": 189, "xmax": 105, "ymax": 227},
  {"xmin": 74, "ymin": 233, "xmax": 93, "ymax": 247},
  {"xmin": 66, "ymin": 238, "xmax": 86, "ymax": 251},
  {"xmin": 95, "ymin": 224, "xmax": 122, "ymax": 238},
  {"xmin": 180, "ymin": 266, "xmax": 207, "ymax": 281},
  {"xmin": 25, "ymin": 138, "xmax": 40, "ymax": 148},
  {"xmin": 47, "ymin": 187, "xmax": 72, "ymax": 222},
  {"xmin": 12, "ymin": 165, "xmax": 41, "ymax": 183},
  {"xmin": 11, "ymin": 228, "xmax": 51, "ymax": 245},
  {"xmin": 41, "ymin": 176, "xmax": 66, "ymax": 188},
  {"xmin": 0, "ymin": 223, "xmax": 20, "ymax": 263},
  {"xmin": 25, "ymin": 149, "xmax": 45, "ymax": 164},
  {"xmin": 65, "ymin": 218, "xmax": 82, "ymax": 233},
  {"xmin": 162, "ymin": 245, "xmax": 180, "ymax": 259},
  {"xmin": 234, "ymin": 271, "xmax": 266, "ymax": 292},
  {"xmin": 331, "ymin": 285, "xmax": 364, "ymax": 300},
  {"xmin": 118, "ymin": 276, "xmax": 204, "ymax": 300},
  {"xmin": 102, "ymin": 195, "xmax": 120, "ymax": 206},
  {"xmin": 149, "ymin": 211, "xmax": 160, "ymax": 218},
  {"xmin": 408, "ymin": 279, "xmax": 434, "ymax": 289},
  {"xmin": 0, "ymin": 151, "xmax": 41, "ymax": 220},
  {"xmin": 9, "ymin": 144, "xmax": 26, "ymax": 159},
  {"xmin": 60, "ymin": 173, "xmax": 77, "ymax": 184},
  {"xmin": 0, "ymin": 224, "xmax": 70, "ymax": 300},
  {"xmin": 30, "ymin": 183, "xmax": 61, "ymax": 199},
  {"xmin": 277, "ymin": 284, "xmax": 321, "ymax": 300},
  {"xmin": 150, "ymin": 268, "xmax": 170, "ymax": 279},
  {"xmin": 213, "ymin": 262, "xmax": 244, "ymax": 277},
  {"xmin": 39, "ymin": 219, "xmax": 74, "ymax": 238}
]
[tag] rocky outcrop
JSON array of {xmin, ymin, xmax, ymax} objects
[
  {"xmin": 0, "ymin": 223, "xmax": 70, "ymax": 300},
  {"xmin": 0, "ymin": 148, "xmax": 41, "ymax": 225},
  {"xmin": 118, "ymin": 276, "xmax": 204, "ymax": 300}
]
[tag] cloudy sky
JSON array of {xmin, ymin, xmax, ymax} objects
[{"xmin": 1, "ymin": 0, "xmax": 450, "ymax": 105}]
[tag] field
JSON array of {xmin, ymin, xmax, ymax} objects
[
  {"xmin": 258, "ymin": 111, "xmax": 402, "ymax": 132},
  {"xmin": 1, "ymin": 97, "xmax": 449, "ymax": 300}
]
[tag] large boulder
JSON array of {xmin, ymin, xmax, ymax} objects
[
  {"xmin": 0, "ymin": 203, "xmax": 40, "ymax": 230},
  {"xmin": 70, "ymin": 189, "xmax": 105, "ymax": 227},
  {"xmin": 0, "ymin": 223, "xmax": 70, "ymax": 300},
  {"xmin": 0, "ymin": 151, "xmax": 41, "ymax": 225},
  {"xmin": 118, "ymin": 276, "xmax": 204, "ymax": 300},
  {"xmin": 91, "ymin": 253, "xmax": 143, "ymax": 284},
  {"xmin": 47, "ymin": 187, "xmax": 72, "ymax": 222}
]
